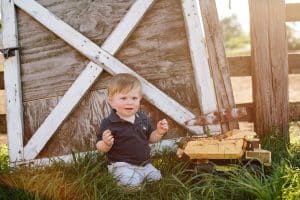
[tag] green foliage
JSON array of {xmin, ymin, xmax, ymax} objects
[
  {"xmin": 280, "ymin": 162, "xmax": 300, "ymax": 199},
  {"xmin": 0, "ymin": 185, "xmax": 39, "ymax": 200},
  {"xmin": 260, "ymin": 129, "xmax": 300, "ymax": 200},
  {"xmin": 220, "ymin": 14, "xmax": 250, "ymax": 56},
  {"xmin": 261, "ymin": 128, "xmax": 300, "ymax": 168},
  {"xmin": 220, "ymin": 16, "xmax": 300, "ymax": 55},
  {"xmin": 221, "ymin": 15, "xmax": 244, "ymax": 42},
  {"xmin": 0, "ymin": 132, "xmax": 299, "ymax": 200},
  {"xmin": 224, "ymin": 35, "xmax": 250, "ymax": 50},
  {"xmin": 0, "ymin": 145, "xmax": 9, "ymax": 173},
  {"xmin": 286, "ymin": 23, "xmax": 300, "ymax": 51}
]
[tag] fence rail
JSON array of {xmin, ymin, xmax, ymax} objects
[
  {"xmin": 286, "ymin": 3, "xmax": 300, "ymax": 22},
  {"xmin": 237, "ymin": 102, "xmax": 300, "ymax": 122},
  {"xmin": 228, "ymin": 53, "xmax": 300, "ymax": 77}
]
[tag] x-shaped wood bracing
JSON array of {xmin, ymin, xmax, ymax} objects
[{"xmin": 6, "ymin": 0, "xmax": 220, "ymax": 161}]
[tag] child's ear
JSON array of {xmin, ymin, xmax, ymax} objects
[{"xmin": 108, "ymin": 97, "xmax": 116, "ymax": 109}]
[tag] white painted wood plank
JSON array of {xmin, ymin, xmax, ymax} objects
[
  {"xmin": 18, "ymin": 0, "xmax": 156, "ymax": 160},
  {"xmin": 14, "ymin": 151, "xmax": 97, "ymax": 167},
  {"xmin": 1, "ymin": 0, "xmax": 24, "ymax": 162},
  {"xmin": 101, "ymin": 0, "xmax": 156, "ymax": 55},
  {"xmin": 25, "ymin": 63, "xmax": 103, "ymax": 155},
  {"xmin": 181, "ymin": 0, "xmax": 221, "ymax": 133},
  {"xmin": 15, "ymin": 0, "xmax": 204, "ymax": 160}
]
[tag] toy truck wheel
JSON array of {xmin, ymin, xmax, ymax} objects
[
  {"xmin": 244, "ymin": 159, "xmax": 263, "ymax": 175},
  {"xmin": 195, "ymin": 162, "xmax": 216, "ymax": 174}
]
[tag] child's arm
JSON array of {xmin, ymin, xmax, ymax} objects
[
  {"xmin": 96, "ymin": 130, "xmax": 114, "ymax": 153},
  {"xmin": 149, "ymin": 119, "xmax": 168, "ymax": 143}
]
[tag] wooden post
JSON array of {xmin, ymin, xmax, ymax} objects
[
  {"xmin": 199, "ymin": 0, "xmax": 238, "ymax": 132},
  {"xmin": 1, "ymin": 0, "xmax": 24, "ymax": 162},
  {"xmin": 249, "ymin": 0, "xmax": 289, "ymax": 138}
]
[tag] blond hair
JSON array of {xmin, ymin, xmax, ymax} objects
[{"xmin": 108, "ymin": 73, "xmax": 142, "ymax": 97}]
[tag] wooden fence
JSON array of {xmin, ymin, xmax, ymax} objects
[
  {"xmin": 0, "ymin": 0, "xmax": 300, "ymax": 164},
  {"xmin": 1, "ymin": 3, "xmax": 299, "ymax": 122},
  {"xmin": 0, "ymin": 2, "xmax": 300, "ymax": 133}
]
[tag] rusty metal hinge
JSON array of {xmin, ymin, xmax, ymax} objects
[{"xmin": 0, "ymin": 46, "xmax": 21, "ymax": 59}]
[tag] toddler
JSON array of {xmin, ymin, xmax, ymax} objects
[{"xmin": 96, "ymin": 73, "xmax": 168, "ymax": 187}]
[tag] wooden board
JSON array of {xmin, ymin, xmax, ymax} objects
[
  {"xmin": 181, "ymin": 0, "xmax": 220, "ymax": 133},
  {"xmin": 249, "ymin": 0, "xmax": 289, "ymax": 135},
  {"xmin": 1, "ymin": 0, "xmax": 24, "ymax": 162},
  {"xmin": 199, "ymin": 0, "xmax": 237, "ymax": 132},
  {"xmin": 24, "ymin": 89, "xmax": 110, "ymax": 158},
  {"xmin": 286, "ymin": 3, "xmax": 300, "ymax": 22},
  {"xmin": 228, "ymin": 54, "xmax": 300, "ymax": 77}
]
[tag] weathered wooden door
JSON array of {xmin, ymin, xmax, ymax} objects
[{"xmin": 1, "ymin": 0, "xmax": 234, "ymax": 165}]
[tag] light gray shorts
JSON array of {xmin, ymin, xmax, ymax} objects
[{"xmin": 108, "ymin": 162, "xmax": 161, "ymax": 187}]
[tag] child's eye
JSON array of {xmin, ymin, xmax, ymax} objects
[
  {"xmin": 132, "ymin": 97, "xmax": 139, "ymax": 100},
  {"xmin": 120, "ymin": 97, "xmax": 126, "ymax": 100}
]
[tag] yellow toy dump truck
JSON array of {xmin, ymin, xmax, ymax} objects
[
  {"xmin": 177, "ymin": 129, "xmax": 272, "ymax": 172},
  {"xmin": 177, "ymin": 108, "xmax": 272, "ymax": 173}
]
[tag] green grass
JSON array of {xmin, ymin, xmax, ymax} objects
[
  {"xmin": 0, "ymin": 145, "xmax": 9, "ymax": 173},
  {"xmin": 0, "ymin": 129, "xmax": 299, "ymax": 200}
]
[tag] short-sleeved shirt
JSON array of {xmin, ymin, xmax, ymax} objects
[{"xmin": 96, "ymin": 109, "xmax": 155, "ymax": 166}]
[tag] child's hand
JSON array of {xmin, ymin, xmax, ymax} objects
[
  {"xmin": 157, "ymin": 119, "xmax": 169, "ymax": 136},
  {"xmin": 102, "ymin": 130, "xmax": 114, "ymax": 147}
]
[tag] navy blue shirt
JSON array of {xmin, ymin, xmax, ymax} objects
[{"xmin": 96, "ymin": 109, "xmax": 155, "ymax": 166}]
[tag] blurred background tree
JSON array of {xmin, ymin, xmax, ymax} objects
[
  {"xmin": 286, "ymin": 23, "xmax": 300, "ymax": 51},
  {"xmin": 220, "ymin": 14, "xmax": 250, "ymax": 56},
  {"xmin": 220, "ymin": 14, "xmax": 300, "ymax": 55}
]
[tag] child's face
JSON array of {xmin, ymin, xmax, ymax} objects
[{"xmin": 108, "ymin": 87, "xmax": 142, "ymax": 119}]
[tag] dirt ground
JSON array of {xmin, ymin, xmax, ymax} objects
[
  {"xmin": 0, "ymin": 75, "xmax": 299, "ymax": 147},
  {"xmin": 231, "ymin": 74, "xmax": 300, "ymax": 103}
]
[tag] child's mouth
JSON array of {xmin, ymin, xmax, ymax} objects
[{"xmin": 125, "ymin": 108, "xmax": 134, "ymax": 110}]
